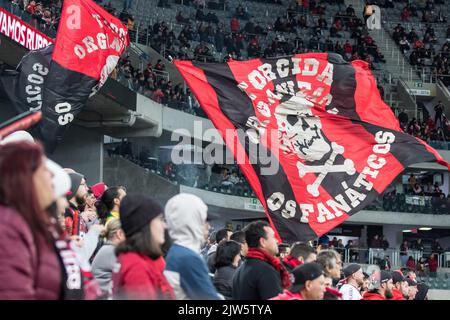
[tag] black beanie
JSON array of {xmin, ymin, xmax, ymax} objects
[
  {"xmin": 68, "ymin": 172, "xmax": 83, "ymax": 199},
  {"xmin": 120, "ymin": 194, "xmax": 163, "ymax": 237}
]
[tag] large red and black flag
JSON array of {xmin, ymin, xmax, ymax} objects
[
  {"xmin": 40, "ymin": 0, "xmax": 129, "ymax": 152},
  {"xmin": 175, "ymin": 53, "xmax": 450, "ymax": 242},
  {"xmin": 0, "ymin": 44, "xmax": 53, "ymax": 114}
]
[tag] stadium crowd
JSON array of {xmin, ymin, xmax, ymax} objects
[
  {"xmin": 0, "ymin": 131, "xmax": 434, "ymax": 300},
  {"xmin": 1, "ymin": 0, "xmax": 449, "ymax": 301}
]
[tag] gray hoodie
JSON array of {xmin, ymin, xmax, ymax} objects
[
  {"xmin": 164, "ymin": 193, "xmax": 207, "ymax": 253},
  {"xmin": 164, "ymin": 193, "xmax": 222, "ymax": 300}
]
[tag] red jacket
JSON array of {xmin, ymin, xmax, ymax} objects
[
  {"xmin": 0, "ymin": 205, "xmax": 61, "ymax": 299},
  {"xmin": 270, "ymin": 290, "xmax": 303, "ymax": 300},
  {"xmin": 113, "ymin": 252, "xmax": 175, "ymax": 300},
  {"xmin": 428, "ymin": 258, "xmax": 438, "ymax": 272},
  {"xmin": 230, "ymin": 18, "xmax": 240, "ymax": 33},
  {"xmin": 362, "ymin": 292, "xmax": 387, "ymax": 300},
  {"xmin": 391, "ymin": 288, "xmax": 406, "ymax": 300}
]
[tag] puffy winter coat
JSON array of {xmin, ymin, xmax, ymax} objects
[{"xmin": 0, "ymin": 205, "xmax": 61, "ymax": 299}]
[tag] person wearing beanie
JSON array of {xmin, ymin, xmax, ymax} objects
[
  {"xmin": 391, "ymin": 270, "xmax": 408, "ymax": 300},
  {"xmin": 362, "ymin": 271, "xmax": 394, "ymax": 300},
  {"xmin": 112, "ymin": 194, "xmax": 175, "ymax": 300},
  {"xmin": 339, "ymin": 264, "xmax": 363, "ymax": 300},
  {"xmin": 91, "ymin": 182, "xmax": 108, "ymax": 200},
  {"xmin": 164, "ymin": 193, "xmax": 222, "ymax": 300},
  {"xmin": 64, "ymin": 172, "xmax": 89, "ymax": 237},
  {"xmin": 271, "ymin": 263, "xmax": 326, "ymax": 300}
]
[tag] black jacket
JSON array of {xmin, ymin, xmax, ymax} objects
[
  {"xmin": 232, "ymin": 258, "xmax": 282, "ymax": 300},
  {"xmin": 213, "ymin": 266, "xmax": 237, "ymax": 300}
]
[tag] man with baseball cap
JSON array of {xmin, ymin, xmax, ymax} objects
[
  {"xmin": 271, "ymin": 263, "xmax": 326, "ymax": 300},
  {"xmin": 391, "ymin": 270, "xmax": 408, "ymax": 300},
  {"xmin": 362, "ymin": 270, "xmax": 394, "ymax": 300},
  {"xmin": 339, "ymin": 264, "xmax": 364, "ymax": 300}
]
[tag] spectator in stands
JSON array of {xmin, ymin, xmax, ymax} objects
[
  {"xmin": 414, "ymin": 238, "xmax": 425, "ymax": 251},
  {"xmin": 413, "ymin": 183, "xmax": 423, "ymax": 195},
  {"xmin": 232, "ymin": 221, "xmax": 290, "ymax": 300},
  {"xmin": 235, "ymin": 4, "xmax": 249, "ymax": 20},
  {"xmin": 0, "ymin": 141, "xmax": 65, "ymax": 299},
  {"xmin": 64, "ymin": 172, "xmax": 89, "ymax": 238},
  {"xmin": 113, "ymin": 195, "xmax": 174, "ymax": 300},
  {"xmin": 282, "ymin": 243, "xmax": 317, "ymax": 272},
  {"xmin": 362, "ymin": 271, "xmax": 394, "ymax": 300},
  {"xmin": 230, "ymin": 17, "xmax": 240, "ymax": 33},
  {"xmin": 417, "ymin": 257, "xmax": 427, "ymax": 276},
  {"xmin": 345, "ymin": 240, "xmax": 358, "ymax": 262},
  {"xmin": 213, "ymin": 240, "xmax": 241, "ymax": 299},
  {"xmin": 316, "ymin": 249, "xmax": 342, "ymax": 290},
  {"xmin": 380, "ymin": 255, "xmax": 391, "ymax": 271},
  {"xmin": 382, "ymin": 236, "xmax": 389, "ymax": 250},
  {"xmin": 361, "ymin": 272, "xmax": 370, "ymax": 296},
  {"xmin": 278, "ymin": 243, "xmax": 291, "ymax": 260},
  {"xmin": 407, "ymin": 28, "xmax": 419, "ymax": 43},
  {"xmin": 271, "ymin": 263, "xmax": 326, "ymax": 300},
  {"xmin": 428, "ymin": 253, "xmax": 438, "ymax": 277},
  {"xmin": 400, "ymin": 240, "xmax": 409, "ymax": 266},
  {"xmin": 432, "ymin": 239, "xmax": 444, "ymax": 254},
  {"xmin": 92, "ymin": 218, "xmax": 125, "ymax": 297},
  {"xmin": 339, "ymin": 264, "xmax": 363, "ymax": 300},
  {"xmin": 230, "ymin": 230, "xmax": 248, "ymax": 260},
  {"xmin": 201, "ymin": 231, "xmax": 216, "ymax": 261},
  {"xmin": 370, "ymin": 234, "xmax": 381, "ymax": 248},
  {"xmin": 408, "ymin": 173, "xmax": 417, "ymax": 192},
  {"xmin": 401, "ymin": 6, "xmax": 411, "ymax": 21},
  {"xmin": 164, "ymin": 194, "xmax": 221, "ymax": 299},
  {"xmin": 95, "ymin": 186, "xmax": 127, "ymax": 225},
  {"xmin": 434, "ymin": 101, "xmax": 445, "ymax": 128},
  {"xmin": 391, "ymin": 271, "xmax": 408, "ymax": 300},
  {"xmin": 207, "ymin": 228, "xmax": 233, "ymax": 273},
  {"xmin": 176, "ymin": 11, "xmax": 190, "ymax": 24},
  {"xmin": 399, "ymin": 37, "xmax": 410, "ymax": 54},
  {"xmin": 406, "ymin": 257, "xmax": 416, "ymax": 270}
]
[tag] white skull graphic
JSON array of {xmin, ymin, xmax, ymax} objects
[
  {"xmin": 89, "ymin": 55, "xmax": 120, "ymax": 97},
  {"xmin": 275, "ymin": 95, "xmax": 331, "ymax": 162}
]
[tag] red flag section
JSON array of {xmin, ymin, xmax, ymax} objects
[
  {"xmin": 175, "ymin": 53, "xmax": 450, "ymax": 242},
  {"xmin": 52, "ymin": 0, "xmax": 129, "ymax": 80},
  {"xmin": 40, "ymin": 0, "xmax": 129, "ymax": 152}
]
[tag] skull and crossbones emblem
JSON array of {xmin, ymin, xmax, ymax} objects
[{"xmin": 274, "ymin": 95, "xmax": 356, "ymax": 197}]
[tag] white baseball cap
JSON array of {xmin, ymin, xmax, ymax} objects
[{"xmin": 0, "ymin": 130, "xmax": 71, "ymax": 198}]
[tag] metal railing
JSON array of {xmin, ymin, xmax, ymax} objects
[
  {"xmin": 398, "ymin": 76, "xmax": 418, "ymax": 119},
  {"xmin": 341, "ymin": 247, "xmax": 450, "ymax": 268}
]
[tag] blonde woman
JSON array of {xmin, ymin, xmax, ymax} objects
[{"xmin": 91, "ymin": 218, "xmax": 125, "ymax": 297}]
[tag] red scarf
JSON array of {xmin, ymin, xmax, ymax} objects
[
  {"xmin": 283, "ymin": 255, "xmax": 302, "ymax": 269},
  {"xmin": 247, "ymin": 248, "xmax": 291, "ymax": 289}
]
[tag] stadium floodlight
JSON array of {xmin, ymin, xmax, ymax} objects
[{"xmin": 419, "ymin": 227, "xmax": 432, "ymax": 231}]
